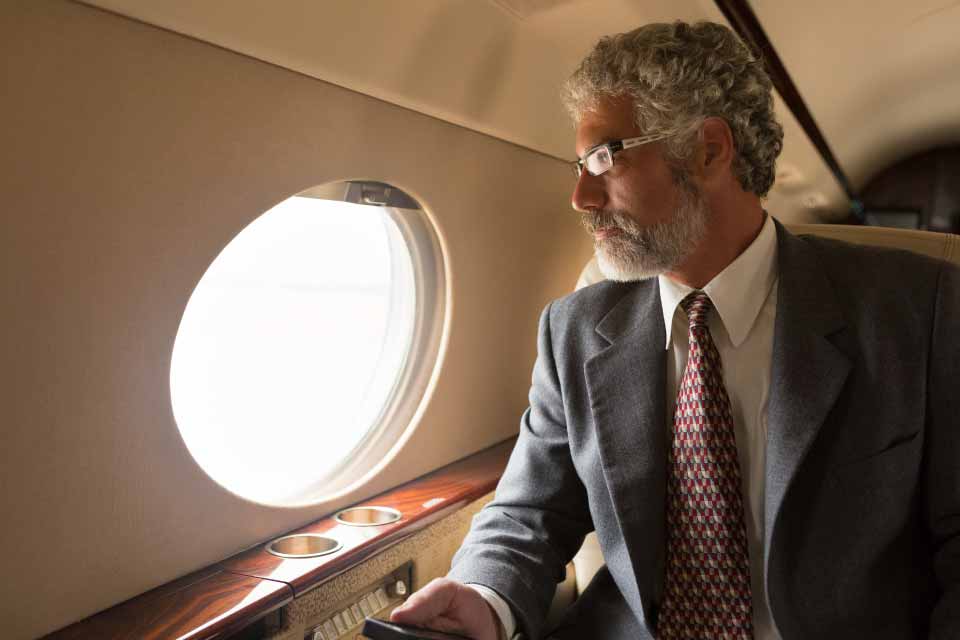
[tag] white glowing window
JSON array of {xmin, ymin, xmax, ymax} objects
[{"xmin": 170, "ymin": 185, "xmax": 444, "ymax": 505}]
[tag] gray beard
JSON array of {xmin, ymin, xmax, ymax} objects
[{"xmin": 581, "ymin": 179, "xmax": 707, "ymax": 282}]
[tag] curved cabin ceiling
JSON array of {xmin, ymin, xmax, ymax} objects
[
  {"xmin": 752, "ymin": 0, "xmax": 960, "ymax": 191},
  {"xmin": 78, "ymin": 0, "xmax": 960, "ymax": 223}
]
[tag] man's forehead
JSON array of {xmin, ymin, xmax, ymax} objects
[{"xmin": 574, "ymin": 95, "xmax": 641, "ymax": 154}]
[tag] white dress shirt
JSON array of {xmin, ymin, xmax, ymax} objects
[{"xmin": 471, "ymin": 214, "xmax": 781, "ymax": 639}]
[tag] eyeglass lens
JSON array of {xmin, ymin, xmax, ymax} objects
[
  {"xmin": 573, "ymin": 144, "xmax": 616, "ymax": 178},
  {"xmin": 585, "ymin": 146, "xmax": 613, "ymax": 175}
]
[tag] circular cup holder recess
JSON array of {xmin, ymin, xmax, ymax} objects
[
  {"xmin": 334, "ymin": 506, "xmax": 402, "ymax": 527},
  {"xmin": 265, "ymin": 533, "xmax": 342, "ymax": 558}
]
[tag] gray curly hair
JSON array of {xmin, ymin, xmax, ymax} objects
[{"xmin": 563, "ymin": 21, "xmax": 783, "ymax": 197}]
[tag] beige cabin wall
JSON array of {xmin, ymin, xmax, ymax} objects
[{"xmin": 0, "ymin": 2, "xmax": 590, "ymax": 638}]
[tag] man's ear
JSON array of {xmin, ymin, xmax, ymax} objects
[{"xmin": 697, "ymin": 117, "xmax": 735, "ymax": 182}]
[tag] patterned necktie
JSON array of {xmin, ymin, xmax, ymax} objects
[{"xmin": 657, "ymin": 291, "xmax": 753, "ymax": 639}]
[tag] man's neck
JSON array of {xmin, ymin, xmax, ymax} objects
[{"xmin": 665, "ymin": 200, "xmax": 767, "ymax": 289}]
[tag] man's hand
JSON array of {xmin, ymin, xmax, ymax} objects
[{"xmin": 389, "ymin": 578, "xmax": 502, "ymax": 640}]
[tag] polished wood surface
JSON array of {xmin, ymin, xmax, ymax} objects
[
  {"xmin": 222, "ymin": 437, "xmax": 515, "ymax": 595},
  {"xmin": 43, "ymin": 437, "xmax": 515, "ymax": 637},
  {"xmin": 44, "ymin": 569, "xmax": 292, "ymax": 640}
]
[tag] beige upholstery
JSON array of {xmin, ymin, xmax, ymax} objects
[
  {"xmin": 569, "ymin": 222, "xmax": 960, "ymax": 592},
  {"xmin": 786, "ymin": 223, "xmax": 960, "ymax": 264}
]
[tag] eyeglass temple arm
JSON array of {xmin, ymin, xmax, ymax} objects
[{"xmin": 620, "ymin": 135, "xmax": 664, "ymax": 150}]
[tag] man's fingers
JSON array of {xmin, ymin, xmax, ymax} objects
[
  {"xmin": 390, "ymin": 578, "xmax": 457, "ymax": 625},
  {"xmin": 390, "ymin": 580, "xmax": 500, "ymax": 640}
]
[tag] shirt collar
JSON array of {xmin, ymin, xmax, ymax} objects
[{"xmin": 658, "ymin": 213, "xmax": 778, "ymax": 349}]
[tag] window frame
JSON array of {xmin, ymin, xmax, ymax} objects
[
  {"xmin": 169, "ymin": 182, "xmax": 448, "ymax": 506},
  {"xmin": 301, "ymin": 196, "xmax": 447, "ymax": 503}
]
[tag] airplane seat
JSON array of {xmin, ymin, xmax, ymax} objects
[{"xmin": 566, "ymin": 221, "xmax": 960, "ymax": 601}]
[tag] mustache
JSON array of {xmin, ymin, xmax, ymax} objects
[{"xmin": 579, "ymin": 209, "xmax": 639, "ymax": 236}]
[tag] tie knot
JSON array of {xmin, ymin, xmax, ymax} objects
[{"xmin": 681, "ymin": 291, "xmax": 713, "ymax": 328}]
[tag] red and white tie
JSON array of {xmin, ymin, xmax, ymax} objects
[{"xmin": 657, "ymin": 291, "xmax": 753, "ymax": 639}]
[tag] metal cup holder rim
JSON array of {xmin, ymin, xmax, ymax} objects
[
  {"xmin": 334, "ymin": 505, "xmax": 402, "ymax": 527},
  {"xmin": 265, "ymin": 533, "xmax": 342, "ymax": 559}
]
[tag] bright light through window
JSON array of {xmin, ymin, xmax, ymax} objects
[{"xmin": 170, "ymin": 193, "xmax": 429, "ymax": 505}]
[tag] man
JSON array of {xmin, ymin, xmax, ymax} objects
[{"xmin": 392, "ymin": 21, "xmax": 960, "ymax": 639}]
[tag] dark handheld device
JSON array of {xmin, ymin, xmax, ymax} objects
[{"xmin": 361, "ymin": 617, "xmax": 472, "ymax": 640}]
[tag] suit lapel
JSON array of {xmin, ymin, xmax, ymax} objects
[
  {"xmin": 584, "ymin": 280, "xmax": 667, "ymax": 629},
  {"xmin": 764, "ymin": 222, "xmax": 853, "ymax": 581}
]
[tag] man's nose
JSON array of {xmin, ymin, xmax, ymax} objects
[{"xmin": 571, "ymin": 171, "xmax": 606, "ymax": 213}]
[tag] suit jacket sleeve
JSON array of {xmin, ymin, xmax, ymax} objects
[
  {"xmin": 927, "ymin": 260, "xmax": 960, "ymax": 639},
  {"xmin": 448, "ymin": 301, "xmax": 593, "ymax": 640}
]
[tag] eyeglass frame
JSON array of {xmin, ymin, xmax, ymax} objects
[{"xmin": 571, "ymin": 132, "xmax": 671, "ymax": 178}]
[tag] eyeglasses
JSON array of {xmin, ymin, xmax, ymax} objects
[{"xmin": 571, "ymin": 133, "xmax": 671, "ymax": 178}]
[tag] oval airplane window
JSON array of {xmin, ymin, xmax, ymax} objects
[{"xmin": 170, "ymin": 182, "xmax": 445, "ymax": 506}]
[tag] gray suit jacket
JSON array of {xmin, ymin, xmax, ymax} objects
[{"xmin": 448, "ymin": 222, "xmax": 960, "ymax": 639}]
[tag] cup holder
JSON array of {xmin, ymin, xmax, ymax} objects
[
  {"xmin": 334, "ymin": 506, "xmax": 402, "ymax": 527},
  {"xmin": 265, "ymin": 534, "xmax": 342, "ymax": 558}
]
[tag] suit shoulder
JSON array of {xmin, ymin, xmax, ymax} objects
[
  {"xmin": 540, "ymin": 279, "xmax": 655, "ymax": 340},
  {"xmin": 548, "ymin": 279, "xmax": 647, "ymax": 317},
  {"xmin": 797, "ymin": 232, "xmax": 951, "ymax": 284},
  {"xmin": 797, "ymin": 232, "xmax": 948, "ymax": 270},
  {"xmin": 795, "ymin": 232, "xmax": 957, "ymax": 317}
]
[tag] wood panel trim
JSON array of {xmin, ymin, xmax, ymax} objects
[
  {"xmin": 42, "ymin": 438, "xmax": 515, "ymax": 639},
  {"xmin": 43, "ymin": 569, "xmax": 292, "ymax": 640}
]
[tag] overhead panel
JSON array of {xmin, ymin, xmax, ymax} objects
[
  {"xmin": 748, "ymin": 0, "xmax": 960, "ymax": 190},
  {"xmin": 77, "ymin": 0, "xmax": 706, "ymax": 161},
  {"xmin": 75, "ymin": 0, "xmax": 858, "ymax": 221},
  {"xmin": 715, "ymin": 0, "xmax": 858, "ymax": 215}
]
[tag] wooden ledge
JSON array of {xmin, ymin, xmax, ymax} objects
[
  {"xmin": 44, "ymin": 568, "xmax": 293, "ymax": 640},
  {"xmin": 221, "ymin": 437, "xmax": 514, "ymax": 595},
  {"xmin": 44, "ymin": 437, "xmax": 515, "ymax": 639}
]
